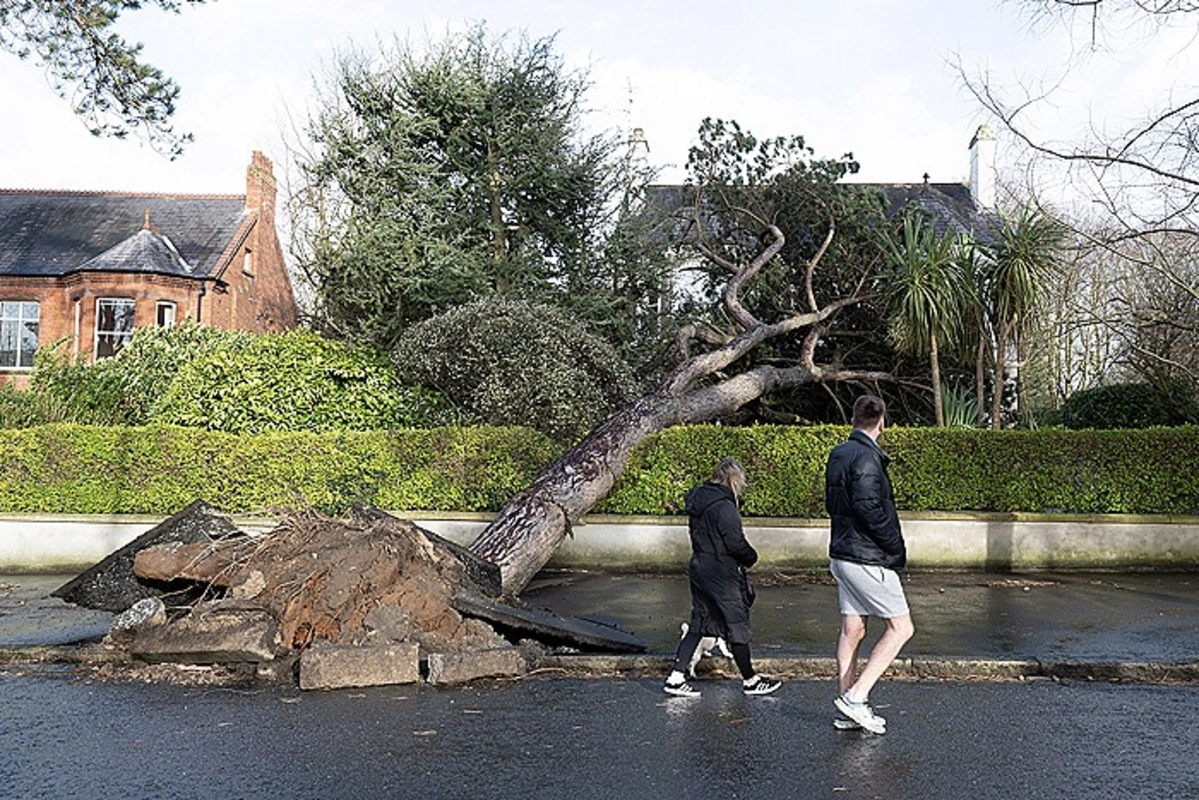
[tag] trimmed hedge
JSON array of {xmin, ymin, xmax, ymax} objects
[
  {"xmin": 602, "ymin": 425, "xmax": 1199, "ymax": 517},
  {"xmin": 0, "ymin": 423, "xmax": 1194, "ymax": 517},
  {"xmin": 0, "ymin": 424, "xmax": 557, "ymax": 515}
]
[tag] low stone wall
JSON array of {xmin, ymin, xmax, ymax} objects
[{"xmin": 2, "ymin": 511, "xmax": 1198, "ymax": 573}]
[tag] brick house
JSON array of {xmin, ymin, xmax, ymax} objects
[{"xmin": 0, "ymin": 151, "xmax": 298, "ymax": 386}]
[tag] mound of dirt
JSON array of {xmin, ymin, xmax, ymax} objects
[{"xmin": 133, "ymin": 510, "xmax": 507, "ymax": 654}]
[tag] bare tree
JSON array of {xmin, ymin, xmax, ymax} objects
[
  {"xmin": 961, "ymin": 0, "xmax": 1199, "ymax": 415},
  {"xmin": 467, "ymin": 121, "xmax": 894, "ymax": 594}
]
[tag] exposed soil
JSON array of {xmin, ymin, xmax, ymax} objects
[{"xmin": 132, "ymin": 510, "xmax": 508, "ymax": 655}]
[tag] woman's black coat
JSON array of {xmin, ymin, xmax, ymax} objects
[{"xmin": 684, "ymin": 482, "xmax": 758, "ymax": 644}]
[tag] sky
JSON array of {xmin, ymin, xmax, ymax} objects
[{"xmin": 0, "ymin": 0, "xmax": 1187, "ymax": 201}]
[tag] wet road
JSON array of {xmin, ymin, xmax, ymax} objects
[
  {"xmin": 523, "ymin": 570, "xmax": 1199, "ymax": 662},
  {"xmin": 3, "ymin": 670, "xmax": 1197, "ymax": 799}
]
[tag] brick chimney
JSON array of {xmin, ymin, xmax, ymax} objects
[
  {"xmin": 969, "ymin": 124, "xmax": 996, "ymax": 210},
  {"xmin": 245, "ymin": 150, "xmax": 277, "ymax": 225}
]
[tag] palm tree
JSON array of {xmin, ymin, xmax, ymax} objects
[
  {"xmin": 986, "ymin": 206, "xmax": 1065, "ymax": 429},
  {"xmin": 878, "ymin": 211, "xmax": 967, "ymax": 426},
  {"xmin": 955, "ymin": 240, "xmax": 991, "ymax": 427}
]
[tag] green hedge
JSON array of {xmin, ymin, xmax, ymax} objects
[
  {"xmin": 0, "ymin": 424, "xmax": 557, "ymax": 515},
  {"xmin": 602, "ymin": 425, "xmax": 1199, "ymax": 517},
  {"xmin": 0, "ymin": 423, "xmax": 1195, "ymax": 517}
]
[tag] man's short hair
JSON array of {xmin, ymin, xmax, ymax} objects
[{"xmin": 852, "ymin": 395, "xmax": 886, "ymax": 428}]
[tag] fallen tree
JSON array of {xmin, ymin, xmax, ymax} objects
[{"xmin": 469, "ymin": 120, "xmax": 894, "ymax": 593}]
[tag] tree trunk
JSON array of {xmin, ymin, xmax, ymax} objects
[
  {"xmin": 469, "ymin": 360, "xmax": 886, "ymax": 594},
  {"xmin": 975, "ymin": 335, "xmax": 987, "ymax": 427},
  {"xmin": 468, "ymin": 211, "xmax": 889, "ymax": 594},
  {"xmin": 930, "ymin": 329, "xmax": 944, "ymax": 427},
  {"xmin": 991, "ymin": 321, "xmax": 1013, "ymax": 430},
  {"xmin": 469, "ymin": 393, "xmax": 679, "ymax": 594}
]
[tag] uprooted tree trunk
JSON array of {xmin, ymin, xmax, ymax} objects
[{"xmin": 470, "ymin": 213, "xmax": 890, "ymax": 594}]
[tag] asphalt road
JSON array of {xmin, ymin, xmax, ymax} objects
[{"xmin": 3, "ymin": 670, "xmax": 1196, "ymax": 799}]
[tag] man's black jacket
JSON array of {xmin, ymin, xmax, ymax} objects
[{"xmin": 824, "ymin": 429, "xmax": 906, "ymax": 569}]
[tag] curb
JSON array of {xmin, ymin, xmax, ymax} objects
[
  {"xmin": 4, "ymin": 645, "xmax": 1198, "ymax": 685},
  {"xmin": 527, "ymin": 654, "xmax": 1199, "ymax": 684}
]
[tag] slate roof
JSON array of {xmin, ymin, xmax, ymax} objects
[
  {"xmin": 644, "ymin": 180, "xmax": 1002, "ymax": 245},
  {"xmin": 872, "ymin": 181, "xmax": 1002, "ymax": 243},
  {"xmin": 0, "ymin": 191, "xmax": 250, "ymax": 279}
]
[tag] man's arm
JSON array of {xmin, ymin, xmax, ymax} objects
[{"xmin": 850, "ymin": 458, "xmax": 904, "ymax": 555}]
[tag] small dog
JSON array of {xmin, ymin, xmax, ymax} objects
[{"xmin": 680, "ymin": 622, "xmax": 734, "ymax": 678}]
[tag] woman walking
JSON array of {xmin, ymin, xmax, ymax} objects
[{"xmin": 664, "ymin": 459, "xmax": 781, "ymax": 698}]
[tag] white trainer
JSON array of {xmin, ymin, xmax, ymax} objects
[{"xmin": 833, "ymin": 693, "xmax": 887, "ymax": 734}]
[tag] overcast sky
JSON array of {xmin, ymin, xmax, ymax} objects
[{"xmin": 0, "ymin": 0, "xmax": 1187, "ymax": 198}]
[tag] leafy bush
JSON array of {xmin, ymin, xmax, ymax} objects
[
  {"xmin": 108, "ymin": 323, "xmax": 252, "ymax": 423},
  {"xmin": 1058, "ymin": 383, "xmax": 1185, "ymax": 429},
  {"xmin": 0, "ymin": 424, "xmax": 556, "ymax": 515},
  {"xmin": 154, "ymin": 329, "xmax": 455, "ymax": 434},
  {"xmin": 603, "ymin": 425, "xmax": 844, "ymax": 516},
  {"xmin": 27, "ymin": 341, "xmax": 128, "ymax": 425},
  {"xmin": 0, "ymin": 381, "xmax": 97, "ymax": 428},
  {"xmin": 393, "ymin": 299, "xmax": 642, "ymax": 444},
  {"xmin": 20, "ymin": 326, "xmax": 452, "ymax": 434},
  {"xmin": 604, "ymin": 424, "xmax": 1199, "ymax": 516},
  {"xmin": 0, "ymin": 422, "xmax": 1193, "ymax": 517}
]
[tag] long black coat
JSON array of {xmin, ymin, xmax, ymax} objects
[
  {"xmin": 824, "ymin": 429, "xmax": 907, "ymax": 569},
  {"xmin": 684, "ymin": 482, "xmax": 758, "ymax": 644}
]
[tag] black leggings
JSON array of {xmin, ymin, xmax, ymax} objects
[{"xmin": 672, "ymin": 631, "xmax": 754, "ymax": 679}]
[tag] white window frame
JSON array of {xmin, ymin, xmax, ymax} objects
[
  {"xmin": 156, "ymin": 301, "xmax": 177, "ymax": 329},
  {"xmin": 94, "ymin": 298, "xmax": 135, "ymax": 359},
  {"xmin": 242, "ymin": 248, "xmax": 254, "ymax": 276},
  {"xmin": 0, "ymin": 300, "xmax": 40, "ymax": 370}
]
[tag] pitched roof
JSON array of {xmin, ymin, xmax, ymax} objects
[
  {"xmin": 0, "ymin": 191, "xmax": 250, "ymax": 279},
  {"xmin": 644, "ymin": 180, "xmax": 1003, "ymax": 245},
  {"xmin": 872, "ymin": 181, "xmax": 1002, "ymax": 243},
  {"xmin": 78, "ymin": 227, "xmax": 193, "ymax": 275}
]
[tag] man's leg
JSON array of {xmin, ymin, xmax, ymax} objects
[
  {"xmin": 846, "ymin": 613, "xmax": 914, "ymax": 700},
  {"xmin": 836, "ymin": 613, "xmax": 868, "ymax": 695}
]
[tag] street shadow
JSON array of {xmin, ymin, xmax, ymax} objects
[{"xmin": 985, "ymin": 519, "xmax": 1015, "ymax": 572}]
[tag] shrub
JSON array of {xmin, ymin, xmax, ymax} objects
[
  {"xmin": 393, "ymin": 299, "xmax": 642, "ymax": 444},
  {"xmin": 0, "ymin": 382, "xmax": 91, "ymax": 428},
  {"xmin": 26, "ymin": 342, "xmax": 128, "ymax": 425},
  {"xmin": 604, "ymin": 424, "xmax": 1199, "ymax": 516},
  {"xmin": 1058, "ymin": 383, "xmax": 1185, "ymax": 429},
  {"xmin": 0, "ymin": 424, "xmax": 556, "ymax": 515},
  {"xmin": 154, "ymin": 329, "xmax": 455, "ymax": 434},
  {"xmin": 109, "ymin": 322, "xmax": 252, "ymax": 424},
  {"xmin": 0, "ymin": 422, "xmax": 1194, "ymax": 517}
]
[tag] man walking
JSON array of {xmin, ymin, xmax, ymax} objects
[{"xmin": 825, "ymin": 395, "xmax": 914, "ymax": 735}]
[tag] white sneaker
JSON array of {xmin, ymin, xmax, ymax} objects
[
  {"xmin": 833, "ymin": 693, "xmax": 886, "ymax": 734},
  {"xmin": 833, "ymin": 715, "xmax": 885, "ymax": 731},
  {"xmin": 664, "ymin": 679, "xmax": 701, "ymax": 698},
  {"xmin": 743, "ymin": 675, "xmax": 782, "ymax": 696}
]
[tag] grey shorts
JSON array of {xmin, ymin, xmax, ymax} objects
[{"xmin": 830, "ymin": 559, "xmax": 910, "ymax": 618}]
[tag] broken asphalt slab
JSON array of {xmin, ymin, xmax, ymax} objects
[{"xmin": 51, "ymin": 500, "xmax": 243, "ymax": 613}]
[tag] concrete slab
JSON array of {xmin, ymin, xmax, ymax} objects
[
  {"xmin": 426, "ymin": 647, "xmax": 526, "ymax": 685},
  {"xmin": 299, "ymin": 641, "xmax": 420, "ymax": 690},
  {"xmin": 131, "ymin": 601, "xmax": 279, "ymax": 664}
]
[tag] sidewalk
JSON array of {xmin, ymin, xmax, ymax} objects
[
  {"xmin": 3, "ymin": 569, "xmax": 1198, "ymax": 681},
  {"xmin": 520, "ymin": 569, "xmax": 1199, "ymax": 682}
]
